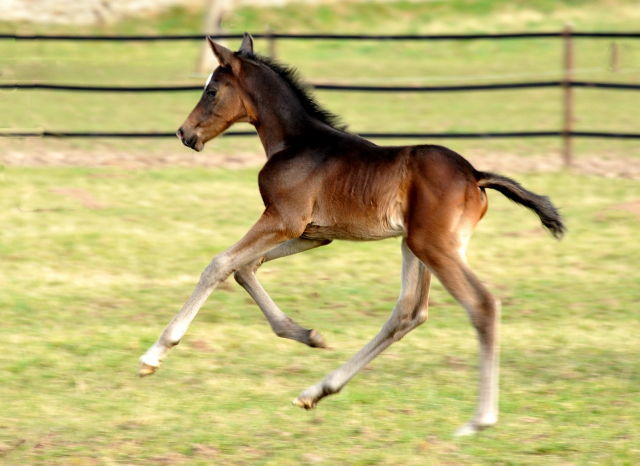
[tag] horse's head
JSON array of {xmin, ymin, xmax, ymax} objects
[{"xmin": 177, "ymin": 33, "xmax": 254, "ymax": 152}]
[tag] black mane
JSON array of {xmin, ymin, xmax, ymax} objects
[{"xmin": 241, "ymin": 51, "xmax": 347, "ymax": 132}]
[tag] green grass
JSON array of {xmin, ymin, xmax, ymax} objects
[
  {"xmin": 1, "ymin": 0, "xmax": 639, "ymax": 159},
  {"xmin": 1, "ymin": 166, "xmax": 639, "ymax": 465}
]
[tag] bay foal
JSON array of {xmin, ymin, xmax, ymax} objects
[{"xmin": 139, "ymin": 33, "xmax": 565, "ymax": 435}]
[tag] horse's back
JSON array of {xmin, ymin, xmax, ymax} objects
[{"xmin": 261, "ymin": 133, "xmax": 486, "ymax": 242}]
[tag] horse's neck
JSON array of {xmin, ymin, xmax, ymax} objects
[{"xmin": 244, "ymin": 73, "xmax": 318, "ymax": 159}]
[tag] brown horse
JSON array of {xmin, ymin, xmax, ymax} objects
[{"xmin": 139, "ymin": 33, "xmax": 565, "ymax": 435}]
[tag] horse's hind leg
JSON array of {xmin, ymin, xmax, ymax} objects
[
  {"xmin": 233, "ymin": 238, "xmax": 330, "ymax": 348},
  {"xmin": 406, "ymin": 235, "xmax": 500, "ymax": 436},
  {"xmin": 292, "ymin": 239, "xmax": 431, "ymax": 409}
]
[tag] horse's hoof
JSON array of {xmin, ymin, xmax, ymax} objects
[
  {"xmin": 292, "ymin": 397, "xmax": 316, "ymax": 410},
  {"xmin": 308, "ymin": 329, "xmax": 327, "ymax": 349},
  {"xmin": 454, "ymin": 417, "xmax": 496, "ymax": 436},
  {"xmin": 138, "ymin": 362, "xmax": 159, "ymax": 377},
  {"xmin": 454, "ymin": 422, "xmax": 480, "ymax": 436}
]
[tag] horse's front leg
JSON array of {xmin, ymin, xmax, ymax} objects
[{"xmin": 138, "ymin": 213, "xmax": 299, "ymax": 376}]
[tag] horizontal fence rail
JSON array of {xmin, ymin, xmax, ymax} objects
[
  {"xmin": 3, "ymin": 130, "xmax": 640, "ymax": 139},
  {"xmin": 2, "ymin": 32, "xmax": 640, "ymax": 41},
  {"xmin": 4, "ymin": 81, "xmax": 640, "ymax": 92},
  {"xmin": 2, "ymin": 29, "xmax": 640, "ymax": 165}
]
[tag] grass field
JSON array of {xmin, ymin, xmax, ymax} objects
[{"xmin": 1, "ymin": 165, "xmax": 639, "ymax": 465}]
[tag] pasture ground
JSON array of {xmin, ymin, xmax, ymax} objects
[
  {"xmin": 1, "ymin": 166, "xmax": 639, "ymax": 465},
  {"xmin": 1, "ymin": 1, "xmax": 640, "ymax": 464}
]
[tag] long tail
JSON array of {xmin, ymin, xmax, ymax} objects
[{"xmin": 476, "ymin": 171, "xmax": 566, "ymax": 239}]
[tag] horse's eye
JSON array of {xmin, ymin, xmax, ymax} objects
[{"xmin": 206, "ymin": 89, "xmax": 217, "ymax": 98}]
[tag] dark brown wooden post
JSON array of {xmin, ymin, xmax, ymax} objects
[{"xmin": 562, "ymin": 24, "xmax": 574, "ymax": 167}]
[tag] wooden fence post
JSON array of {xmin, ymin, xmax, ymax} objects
[
  {"xmin": 562, "ymin": 24, "xmax": 574, "ymax": 167},
  {"xmin": 610, "ymin": 42, "xmax": 619, "ymax": 72},
  {"xmin": 196, "ymin": 0, "xmax": 231, "ymax": 75},
  {"xmin": 267, "ymin": 28, "xmax": 277, "ymax": 59}
]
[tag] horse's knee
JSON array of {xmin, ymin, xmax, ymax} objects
[
  {"xmin": 468, "ymin": 294, "xmax": 500, "ymax": 338},
  {"xmin": 233, "ymin": 257, "xmax": 263, "ymax": 287},
  {"xmin": 385, "ymin": 304, "xmax": 428, "ymax": 343},
  {"xmin": 200, "ymin": 255, "xmax": 233, "ymax": 287}
]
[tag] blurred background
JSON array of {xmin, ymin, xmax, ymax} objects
[
  {"xmin": 1, "ymin": 0, "xmax": 640, "ymax": 169},
  {"xmin": 1, "ymin": 1, "xmax": 639, "ymax": 465}
]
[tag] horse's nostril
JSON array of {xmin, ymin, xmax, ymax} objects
[{"xmin": 176, "ymin": 127, "xmax": 198, "ymax": 149}]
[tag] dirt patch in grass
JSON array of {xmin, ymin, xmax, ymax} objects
[
  {"xmin": 608, "ymin": 200, "xmax": 640, "ymax": 220},
  {"xmin": 0, "ymin": 439, "xmax": 26, "ymax": 457},
  {"xmin": 3, "ymin": 149, "xmax": 264, "ymax": 170},
  {"xmin": 5, "ymin": 148, "xmax": 640, "ymax": 180},
  {"xmin": 466, "ymin": 152, "xmax": 640, "ymax": 180},
  {"xmin": 48, "ymin": 187, "xmax": 107, "ymax": 209},
  {"xmin": 149, "ymin": 452, "xmax": 190, "ymax": 465}
]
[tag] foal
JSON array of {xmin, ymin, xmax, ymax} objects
[{"xmin": 140, "ymin": 33, "xmax": 565, "ymax": 435}]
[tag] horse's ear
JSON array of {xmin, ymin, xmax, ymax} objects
[
  {"xmin": 208, "ymin": 36, "xmax": 236, "ymax": 68},
  {"xmin": 238, "ymin": 32, "xmax": 254, "ymax": 55}
]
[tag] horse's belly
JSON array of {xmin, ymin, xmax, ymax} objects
[{"xmin": 301, "ymin": 217, "xmax": 405, "ymax": 242}]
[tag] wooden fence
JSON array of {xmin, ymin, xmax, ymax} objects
[{"xmin": 2, "ymin": 28, "xmax": 640, "ymax": 166}]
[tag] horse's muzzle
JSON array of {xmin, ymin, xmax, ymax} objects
[
  {"xmin": 176, "ymin": 127, "xmax": 188, "ymax": 146},
  {"xmin": 176, "ymin": 127, "xmax": 200, "ymax": 150}
]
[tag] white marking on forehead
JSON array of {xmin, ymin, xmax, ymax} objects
[{"xmin": 204, "ymin": 72, "xmax": 213, "ymax": 89}]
